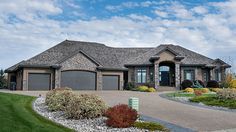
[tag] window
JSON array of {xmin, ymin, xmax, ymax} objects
[
  {"xmin": 149, "ymin": 67, "xmax": 154, "ymax": 82},
  {"xmin": 136, "ymin": 68, "xmax": 147, "ymax": 83},
  {"xmin": 184, "ymin": 69, "xmax": 195, "ymax": 81},
  {"xmin": 215, "ymin": 69, "xmax": 222, "ymax": 81}
]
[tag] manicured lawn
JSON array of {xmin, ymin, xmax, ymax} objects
[
  {"xmin": 0, "ymin": 92, "xmax": 73, "ymax": 132},
  {"xmin": 166, "ymin": 92, "xmax": 216, "ymax": 97},
  {"xmin": 190, "ymin": 96, "xmax": 236, "ymax": 109}
]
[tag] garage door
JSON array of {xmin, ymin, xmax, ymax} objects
[
  {"xmin": 102, "ymin": 75, "xmax": 119, "ymax": 90},
  {"xmin": 28, "ymin": 73, "xmax": 51, "ymax": 90},
  {"xmin": 61, "ymin": 71, "xmax": 96, "ymax": 90}
]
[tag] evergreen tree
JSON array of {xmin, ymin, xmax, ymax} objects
[{"xmin": 0, "ymin": 69, "xmax": 7, "ymax": 88}]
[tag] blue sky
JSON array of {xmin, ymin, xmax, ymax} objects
[{"xmin": 0, "ymin": 0, "xmax": 236, "ymax": 72}]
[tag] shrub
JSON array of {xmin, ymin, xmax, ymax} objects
[
  {"xmin": 105, "ymin": 104, "xmax": 138, "ymax": 128},
  {"xmin": 221, "ymin": 73, "xmax": 233, "ymax": 88},
  {"xmin": 184, "ymin": 88, "xmax": 194, "ymax": 93},
  {"xmin": 65, "ymin": 94, "xmax": 107, "ymax": 119},
  {"xmin": 211, "ymin": 88, "xmax": 222, "ymax": 93},
  {"xmin": 194, "ymin": 90, "xmax": 202, "ymax": 96},
  {"xmin": 217, "ymin": 89, "xmax": 236, "ymax": 100},
  {"xmin": 134, "ymin": 121, "xmax": 168, "ymax": 131},
  {"xmin": 206, "ymin": 80, "xmax": 219, "ymax": 88},
  {"xmin": 146, "ymin": 87, "xmax": 156, "ymax": 92},
  {"xmin": 45, "ymin": 87, "xmax": 74, "ymax": 111},
  {"xmin": 195, "ymin": 88, "xmax": 209, "ymax": 93},
  {"xmin": 230, "ymin": 80, "xmax": 236, "ymax": 88},
  {"xmin": 181, "ymin": 80, "xmax": 193, "ymax": 90},
  {"xmin": 125, "ymin": 82, "xmax": 135, "ymax": 90},
  {"xmin": 137, "ymin": 85, "xmax": 149, "ymax": 92},
  {"xmin": 193, "ymin": 80, "xmax": 205, "ymax": 88}
]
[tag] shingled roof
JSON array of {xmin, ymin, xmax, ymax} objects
[{"xmin": 5, "ymin": 40, "xmax": 230, "ymax": 72}]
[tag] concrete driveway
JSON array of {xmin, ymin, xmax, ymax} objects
[{"xmin": 1, "ymin": 90, "xmax": 236, "ymax": 131}]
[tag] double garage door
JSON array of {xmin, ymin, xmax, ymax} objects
[
  {"xmin": 27, "ymin": 71, "xmax": 119, "ymax": 90},
  {"xmin": 61, "ymin": 71, "xmax": 119, "ymax": 90}
]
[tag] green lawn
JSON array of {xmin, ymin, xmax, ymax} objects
[
  {"xmin": 166, "ymin": 92, "xmax": 216, "ymax": 97},
  {"xmin": 0, "ymin": 92, "xmax": 73, "ymax": 132},
  {"xmin": 190, "ymin": 96, "xmax": 236, "ymax": 109}
]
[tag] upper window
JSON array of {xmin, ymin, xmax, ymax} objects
[
  {"xmin": 137, "ymin": 68, "xmax": 147, "ymax": 83},
  {"xmin": 184, "ymin": 69, "xmax": 195, "ymax": 81}
]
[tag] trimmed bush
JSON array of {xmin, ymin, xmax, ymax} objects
[
  {"xmin": 181, "ymin": 80, "xmax": 193, "ymax": 90},
  {"xmin": 206, "ymin": 80, "xmax": 219, "ymax": 88},
  {"xmin": 146, "ymin": 87, "xmax": 156, "ymax": 92},
  {"xmin": 184, "ymin": 88, "xmax": 194, "ymax": 93},
  {"xmin": 193, "ymin": 88, "xmax": 209, "ymax": 93},
  {"xmin": 105, "ymin": 104, "xmax": 138, "ymax": 128},
  {"xmin": 125, "ymin": 82, "xmax": 135, "ymax": 90},
  {"xmin": 211, "ymin": 88, "xmax": 222, "ymax": 93},
  {"xmin": 65, "ymin": 94, "xmax": 107, "ymax": 119},
  {"xmin": 45, "ymin": 87, "xmax": 74, "ymax": 111},
  {"xmin": 193, "ymin": 80, "xmax": 205, "ymax": 88},
  {"xmin": 217, "ymin": 89, "xmax": 236, "ymax": 100},
  {"xmin": 230, "ymin": 80, "xmax": 236, "ymax": 88},
  {"xmin": 137, "ymin": 85, "xmax": 149, "ymax": 92},
  {"xmin": 134, "ymin": 121, "xmax": 168, "ymax": 131}
]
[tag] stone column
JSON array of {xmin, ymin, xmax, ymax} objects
[
  {"xmin": 55, "ymin": 69, "xmax": 61, "ymax": 88},
  {"xmin": 96, "ymin": 71, "xmax": 102, "ymax": 90},
  {"xmin": 210, "ymin": 69, "xmax": 214, "ymax": 80},
  {"xmin": 175, "ymin": 62, "xmax": 180, "ymax": 90},
  {"xmin": 154, "ymin": 61, "xmax": 159, "ymax": 89}
]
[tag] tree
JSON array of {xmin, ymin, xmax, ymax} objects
[{"xmin": 0, "ymin": 69, "xmax": 7, "ymax": 88}]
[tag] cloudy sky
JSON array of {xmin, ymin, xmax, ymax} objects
[{"xmin": 0, "ymin": 0, "xmax": 236, "ymax": 71}]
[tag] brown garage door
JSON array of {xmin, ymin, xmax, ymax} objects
[
  {"xmin": 61, "ymin": 71, "xmax": 96, "ymax": 90},
  {"xmin": 102, "ymin": 75, "xmax": 119, "ymax": 90},
  {"xmin": 28, "ymin": 73, "xmax": 51, "ymax": 91}
]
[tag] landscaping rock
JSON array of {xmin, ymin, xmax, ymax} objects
[{"xmin": 33, "ymin": 97, "xmax": 147, "ymax": 132}]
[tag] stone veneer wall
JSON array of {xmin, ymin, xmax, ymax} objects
[{"xmin": 60, "ymin": 52, "xmax": 97, "ymax": 71}]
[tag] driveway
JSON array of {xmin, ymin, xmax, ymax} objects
[{"xmin": 1, "ymin": 90, "xmax": 236, "ymax": 131}]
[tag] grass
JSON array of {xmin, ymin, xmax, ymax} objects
[
  {"xmin": 134, "ymin": 121, "xmax": 169, "ymax": 132},
  {"xmin": 190, "ymin": 96, "xmax": 236, "ymax": 109},
  {"xmin": 166, "ymin": 92, "xmax": 216, "ymax": 97},
  {"xmin": 0, "ymin": 92, "xmax": 73, "ymax": 132}
]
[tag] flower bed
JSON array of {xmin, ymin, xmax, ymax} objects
[
  {"xmin": 33, "ymin": 97, "xmax": 146, "ymax": 132},
  {"xmin": 33, "ymin": 88, "xmax": 167, "ymax": 132}
]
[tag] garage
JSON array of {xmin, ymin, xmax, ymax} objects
[
  {"xmin": 28, "ymin": 73, "xmax": 51, "ymax": 90},
  {"xmin": 61, "ymin": 71, "xmax": 96, "ymax": 90},
  {"xmin": 102, "ymin": 75, "xmax": 119, "ymax": 90}
]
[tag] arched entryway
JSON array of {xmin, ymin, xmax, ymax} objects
[{"xmin": 159, "ymin": 61, "xmax": 175, "ymax": 86}]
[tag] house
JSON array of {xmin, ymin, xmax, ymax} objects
[{"xmin": 5, "ymin": 40, "xmax": 231, "ymax": 91}]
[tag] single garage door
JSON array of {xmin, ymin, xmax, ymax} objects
[
  {"xmin": 28, "ymin": 73, "xmax": 51, "ymax": 90},
  {"xmin": 102, "ymin": 75, "xmax": 119, "ymax": 90},
  {"xmin": 61, "ymin": 71, "xmax": 96, "ymax": 90}
]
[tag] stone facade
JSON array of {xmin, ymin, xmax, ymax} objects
[{"xmin": 60, "ymin": 52, "xmax": 97, "ymax": 71}]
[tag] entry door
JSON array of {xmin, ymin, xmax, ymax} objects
[{"xmin": 160, "ymin": 71, "xmax": 169, "ymax": 86}]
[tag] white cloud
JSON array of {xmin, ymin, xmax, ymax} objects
[
  {"xmin": 154, "ymin": 10, "xmax": 168, "ymax": 18},
  {"xmin": 192, "ymin": 6, "xmax": 208, "ymax": 14}
]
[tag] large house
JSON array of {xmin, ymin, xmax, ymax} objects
[{"xmin": 5, "ymin": 40, "xmax": 231, "ymax": 91}]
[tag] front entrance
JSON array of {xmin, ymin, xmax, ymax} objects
[{"xmin": 159, "ymin": 61, "xmax": 175, "ymax": 86}]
